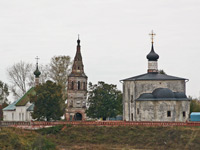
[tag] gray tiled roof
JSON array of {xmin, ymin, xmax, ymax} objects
[
  {"xmin": 136, "ymin": 88, "xmax": 189, "ymax": 101},
  {"xmin": 121, "ymin": 73, "xmax": 187, "ymax": 81},
  {"xmin": 136, "ymin": 98, "xmax": 189, "ymax": 101},
  {"xmin": 3, "ymin": 87, "xmax": 35, "ymax": 111}
]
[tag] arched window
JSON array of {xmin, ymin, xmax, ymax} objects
[
  {"xmin": 71, "ymin": 81, "xmax": 74, "ymax": 90},
  {"xmin": 78, "ymin": 81, "xmax": 81, "ymax": 90}
]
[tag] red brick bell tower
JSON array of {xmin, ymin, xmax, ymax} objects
[{"xmin": 65, "ymin": 37, "xmax": 88, "ymax": 121}]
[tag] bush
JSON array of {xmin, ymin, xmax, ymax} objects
[
  {"xmin": 190, "ymin": 99, "xmax": 200, "ymax": 113},
  {"xmin": 38, "ymin": 125, "xmax": 64, "ymax": 135},
  {"xmin": 31, "ymin": 136, "xmax": 56, "ymax": 150}
]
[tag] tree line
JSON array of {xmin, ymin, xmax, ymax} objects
[
  {"xmin": 1, "ymin": 58, "xmax": 199, "ymax": 121},
  {"xmin": 7, "ymin": 55, "xmax": 71, "ymax": 99},
  {"xmin": 0, "ymin": 55, "xmax": 123, "ymax": 121},
  {"xmin": 0, "ymin": 55, "xmax": 71, "ymax": 120}
]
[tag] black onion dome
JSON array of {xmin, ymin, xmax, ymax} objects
[
  {"xmin": 34, "ymin": 65, "xmax": 41, "ymax": 78},
  {"xmin": 146, "ymin": 43, "xmax": 159, "ymax": 61}
]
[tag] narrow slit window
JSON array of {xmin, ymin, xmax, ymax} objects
[
  {"xmin": 131, "ymin": 113, "xmax": 133, "ymax": 121},
  {"xmin": 83, "ymin": 82, "xmax": 86, "ymax": 90},
  {"xmin": 167, "ymin": 111, "xmax": 171, "ymax": 117},
  {"xmin": 71, "ymin": 81, "xmax": 74, "ymax": 90},
  {"xmin": 78, "ymin": 81, "xmax": 81, "ymax": 90},
  {"xmin": 137, "ymin": 108, "xmax": 139, "ymax": 115},
  {"xmin": 131, "ymin": 95, "xmax": 133, "ymax": 103},
  {"xmin": 12, "ymin": 113, "xmax": 14, "ymax": 120},
  {"xmin": 183, "ymin": 111, "xmax": 186, "ymax": 117}
]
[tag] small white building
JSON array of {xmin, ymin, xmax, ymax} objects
[
  {"xmin": 3, "ymin": 61, "xmax": 40, "ymax": 121},
  {"xmin": 3, "ymin": 88, "xmax": 35, "ymax": 121}
]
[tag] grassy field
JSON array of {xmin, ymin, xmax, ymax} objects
[{"xmin": 1, "ymin": 125, "xmax": 200, "ymax": 150}]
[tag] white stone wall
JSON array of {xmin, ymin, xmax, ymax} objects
[
  {"xmin": 3, "ymin": 102, "xmax": 33, "ymax": 121},
  {"xmin": 123, "ymin": 80, "xmax": 186, "ymax": 121},
  {"xmin": 3, "ymin": 111, "xmax": 14, "ymax": 121},
  {"xmin": 134, "ymin": 80, "xmax": 185, "ymax": 99},
  {"xmin": 135, "ymin": 100, "xmax": 190, "ymax": 122},
  {"xmin": 148, "ymin": 61, "xmax": 158, "ymax": 70}
]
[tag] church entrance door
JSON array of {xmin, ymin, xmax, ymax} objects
[{"xmin": 74, "ymin": 113, "xmax": 82, "ymax": 121}]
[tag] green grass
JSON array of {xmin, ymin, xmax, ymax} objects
[
  {"xmin": 0, "ymin": 127, "xmax": 55, "ymax": 150},
  {"xmin": 1, "ymin": 126, "xmax": 200, "ymax": 150}
]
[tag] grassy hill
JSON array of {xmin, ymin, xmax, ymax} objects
[{"xmin": 1, "ymin": 125, "xmax": 200, "ymax": 150}]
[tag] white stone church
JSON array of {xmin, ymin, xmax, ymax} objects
[
  {"xmin": 3, "ymin": 62, "xmax": 41, "ymax": 121},
  {"xmin": 121, "ymin": 32, "xmax": 190, "ymax": 122}
]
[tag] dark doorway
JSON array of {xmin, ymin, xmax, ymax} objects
[{"xmin": 74, "ymin": 113, "xmax": 82, "ymax": 121}]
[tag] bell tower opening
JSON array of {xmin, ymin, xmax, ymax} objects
[
  {"xmin": 78, "ymin": 81, "xmax": 81, "ymax": 90},
  {"xmin": 74, "ymin": 113, "xmax": 82, "ymax": 121}
]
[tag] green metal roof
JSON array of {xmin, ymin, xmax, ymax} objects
[
  {"xmin": 3, "ymin": 87, "xmax": 35, "ymax": 111},
  {"xmin": 15, "ymin": 87, "xmax": 36, "ymax": 106}
]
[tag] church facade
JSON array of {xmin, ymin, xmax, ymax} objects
[
  {"xmin": 65, "ymin": 38, "xmax": 88, "ymax": 121},
  {"xmin": 121, "ymin": 32, "xmax": 190, "ymax": 122},
  {"xmin": 3, "ymin": 61, "xmax": 41, "ymax": 121}
]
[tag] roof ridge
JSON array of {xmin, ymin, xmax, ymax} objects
[{"xmin": 121, "ymin": 73, "xmax": 187, "ymax": 81}]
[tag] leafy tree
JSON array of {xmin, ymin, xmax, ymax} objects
[
  {"xmin": 0, "ymin": 80, "xmax": 9, "ymax": 105},
  {"xmin": 190, "ymin": 98, "xmax": 200, "ymax": 113},
  {"xmin": 31, "ymin": 80, "xmax": 65, "ymax": 121},
  {"xmin": 86, "ymin": 81, "xmax": 122, "ymax": 120},
  {"xmin": 158, "ymin": 69, "xmax": 166, "ymax": 74},
  {"xmin": 49, "ymin": 55, "xmax": 72, "ymax": 100},
  {"xmin": 0, "ymin": 80, "xmax": 9, "ymax": 120}
]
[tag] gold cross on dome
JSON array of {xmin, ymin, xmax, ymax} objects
[
  {"xmin": 149, "ymin": 30, "xmax": 156, "ymax": 43},
  {"xmin": 35, "ymin": 56, "xmax": 40, "ymax": 64}
]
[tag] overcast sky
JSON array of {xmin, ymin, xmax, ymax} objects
[{"xmin": 0, "ymin": 0, "xmax": 200, "ymax": 100}]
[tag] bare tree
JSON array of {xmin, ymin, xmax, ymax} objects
[
  {"xmin": 7, "ymin": 61, "xmax": 33, "ymax": 99},
  {"xmin": 7, "ymin": 56, "xmax": 71, "ymax": 99},
  {"xmin": 7, "ymin": 61, "xmax": 51, "ymax": 99},
  {"xmin": 49, "ymin": 55, "xmax": 72, "ymax": 99}
]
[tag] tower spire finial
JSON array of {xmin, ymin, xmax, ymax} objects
[
  {"xmin": 35, "ymin": 56, "xmax": 39, "ymax": 65},
  {"xmin": 147, "ymin": 31, "xmax": 159, "ymax": 73},
  {"xmin": 149, "ymin": 30, "xmax": 156, "ymax": 44},
  {"xmin": 77, "ymin": 34, "xmax": 80, "ymax": 45}
]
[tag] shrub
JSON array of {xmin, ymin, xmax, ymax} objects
[
  {"xmin": 31, "ymin": 136, "xmax": 56, "ymax": 150},
  {"xmin": 38, "ymin": 125, "xmax": 63, "ymax": 135}
]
